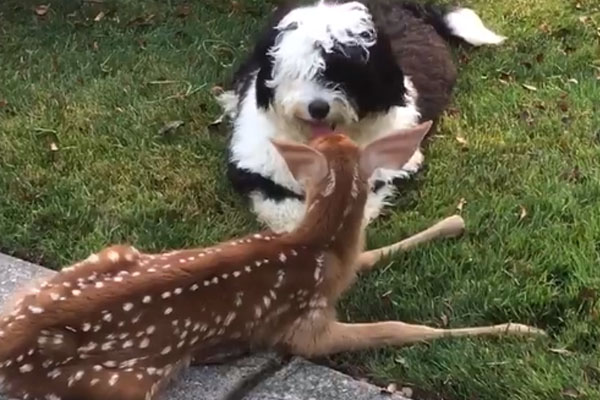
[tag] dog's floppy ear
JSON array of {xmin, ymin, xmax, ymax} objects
[
  {"xmin": 359, "ymin": 121, "xmax": 432, "ymax": 178},
  {"xmin": 271, "ymin": 139, "xmax": 328, "ymax": 186}
]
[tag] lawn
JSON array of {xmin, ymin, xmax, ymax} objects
[{"xmin": 0, "ymin": 0, "xmax": 599, "ymax": 399}]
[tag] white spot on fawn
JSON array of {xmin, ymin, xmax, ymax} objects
[
  {"xmin": 224, "ymin": 312, "xmax": 236, "ymax": 326},
  {"xmin": 234, "ymin": 292, "xmax": 244, "ymax": 307},
  {"xmin": 101, "ymin": 341, "xmax": 114, "ymax": 351},
  {"xmin": 143, "ymin": 295, "xmax": 152, "ymax": 304},
  {"xmin": 107, "ymin": 251, "xmax": 120, "ymax": 263},
  {"xmin": 48, "ymin": 369, "xmax": 61, "ymax": 379},
  {"xmin": 263, "ymin": 296, "xmax": 271, "ymax": 308},
  {"xmin": 123, "ymin": 303, "xmax": 134, "ymax": 312},
  {"xmin": 19, "ymin": 364, "xmax": 33, "ymax": 373},
  {"xmin": 139, "ymin": 338, "xmax": 150, "ymax": 349},
  {"xmin": 74, "ymin": 370, "xmax": 84, "ymax": 381},
  {"xmin": 279, "ymin": 253, "xmax": 287, "ymax": 263},
  {"xmin": 28, "ymin": 305, "xmax": 44, "ymax": 314},
  {"xmin": 164, "ymin": 307, "xmax": 173, "ymax": 315},
  {"xmin": 109, "ymin": 373, "xmax": 119, "ymax": 386}
]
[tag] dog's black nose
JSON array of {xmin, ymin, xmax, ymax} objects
[{"xmin": 308, "ymin": 99, "xmax": 330, "ymax": 120}]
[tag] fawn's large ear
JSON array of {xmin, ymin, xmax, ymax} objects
[
  {"xmin": 359, "ymin": 121, "xmax": 432, "ymax": 178},
  {"xmin": 271, "ymin": 139, "xmax": 328, "ymax": 186}
]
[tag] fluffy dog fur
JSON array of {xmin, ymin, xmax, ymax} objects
[{"xmin": 218, "ymin": 0, "xmax": 505, "ymax": 233}]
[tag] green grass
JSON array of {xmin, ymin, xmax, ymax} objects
[{"xmin": 1, "ymin": 0, "xmax": 599, "ymax": 399}]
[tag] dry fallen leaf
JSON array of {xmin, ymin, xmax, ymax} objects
[
  {"xmin": 578, "ymin": 16, "xmax": 589, "ymax": 24},
  {"xmin": 440, "ymin": 314, "xmax": 449, "ymax": 327},
  {"xmin": 128, "ymin": 14, "xmax": 156, "ymax": 27},
  {"xmin": 562, "ymin": 166, "xmax": 581, "ymax": 183},
  {"xmin": 401, "ymin": 387, "xmax": 414, "ymax": 398},
  {"xmin": 455, "ymin": 135, "xmax": 468, "ymax": 146},
  {"xmin": 558, "ymin": 99, "xmax": 569, "ymax": 112},
  {"xmin": 0, "ymin": 99, "xmax": 7, "ymax": 108},
  {"xmin": 519, "ymin": 205, "xmax": 527, "ymax": 220},
  {"xmin": 92, "ymin": 41, "xmax": 99, "ymax": 51},
  {"xmin": 539, "ymin": 23, "xmax": 550, "ymax": 33},
  {"xmin": 394, "ymin": 356, "xmax": 408, "ymax": 367},
  {"xmin": 49, "ymin": 142, "xmax": 59, "ymax": 152},
  {"xmin": 175, "ymin": 3, "xmax": 192, "ymax": 18},
  {"xmin": 456, "ymin": 198, "xmax": 467, "ymax": 213},
  {"xmin": 231, "ymin": 1, "xmax": 243, "ymax": 13},
  {"xmin": 550, "ymin": 348, "xmax": 574, "ymax": 356},
  {"xmin": 158, "ymin": 120, "xmax": 185, "ymax": 136},
  {"xmin": 446, "ymin": 106, "xmax": 460, "ymax": 117},
  {"xmin": 567, "ymin": 78, "xmax": 578, "ymax": 84},
  {"xmin": 34, "ymin": 4, "xmax": 50, "ymax": 16},
  {"xmin": 561, "ymin": 387, "xmax": 581, "ymax": 398},
  {"xmin": 94, "ymin": 11, "xmax": 105, "ymax": 22},
  {"xmin": 522, "ymin": 83, "xmax": 538, "ymax": 92},
  {"xmin": 208, "ymin": 114, "xmax": 225, "ymax": 127},
  {"xmin": 535, "ymin": 53, "xmax": 544, "ymax": 63},
  {"xmin": 210, "ymin": 85, "xmax": 225, "ymax": 96},
  {"xmin": 381, "ymin": 383, "xmax": 397, "ymax": 394}
]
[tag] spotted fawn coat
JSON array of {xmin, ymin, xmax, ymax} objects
[{"xmin": 0, "ymin": 122, "xmax": 543, "ymax": 400}]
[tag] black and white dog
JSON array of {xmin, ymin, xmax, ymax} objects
[{"xmin": 218, "ymin": 0, "xmax": 505, "ymax": 233}]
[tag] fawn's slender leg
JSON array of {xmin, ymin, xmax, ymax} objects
[
  {"xmin": 357, "ymin": 215, "xmax": 465, "ymax": 272},
  {"xmin": 291, "ymin": 320, "xmax": 545, "ymax": 357}
]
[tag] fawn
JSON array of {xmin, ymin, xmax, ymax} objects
[{"xmin": 0, "ymin": 121, "xmax": 544, "ymax": 400}]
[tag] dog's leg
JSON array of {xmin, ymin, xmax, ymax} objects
[
  {"xmin": 291, "ymin": 320, "xmax": 545, "ymax": 357},
  {"xmin": 358, "ymin": 215, "xmax": 465, "ymax": 271}
]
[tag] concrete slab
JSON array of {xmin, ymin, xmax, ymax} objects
[
  {"xmin": 0, "ymin": 253, "xmax": 54, "ymax": 303},
  {"xmin": 167, "ymin": 354, "xmax": 280, "ymax": 400},
  {"xmin": 244, "ymin": 357, "xmax": 409, "ymax": 400}
]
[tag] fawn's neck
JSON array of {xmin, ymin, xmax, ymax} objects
[{"xmin": 287, "ymin": 164, "xmax": 367, "ymax": 256}]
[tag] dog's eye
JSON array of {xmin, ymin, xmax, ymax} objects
[{"xmin": 359, "ymin": 30, "xmax": 374, "ymax": 40}]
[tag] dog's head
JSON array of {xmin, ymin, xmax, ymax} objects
[{"xmin": 252, "ymin": 1, "xmax": 406, "ymax": 140}]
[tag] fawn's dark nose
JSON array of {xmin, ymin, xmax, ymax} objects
[{"xmin": 308, "ymin": 99, "xmax": 330, "ymax": 120}]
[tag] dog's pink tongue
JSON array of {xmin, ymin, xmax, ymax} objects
[{"xmin": 310, "ymin": 122, "xmax": 335, "ymax": 138}]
